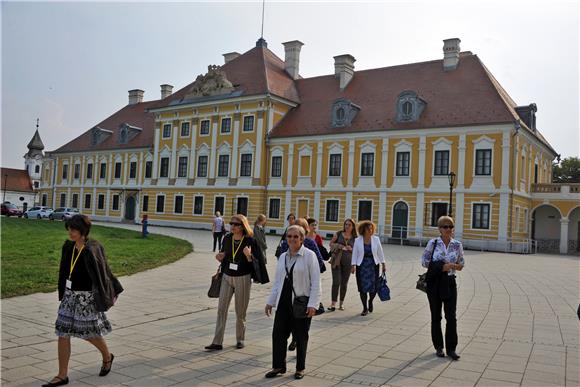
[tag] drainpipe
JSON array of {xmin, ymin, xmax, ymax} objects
[{"xmin": 508, "ymin": 120, "xmax": 521, "ymax": 245}]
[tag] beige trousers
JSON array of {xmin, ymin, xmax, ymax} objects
[{"xmin": 211, "ymin": 273, "xmax": 252, "ymax": 345}]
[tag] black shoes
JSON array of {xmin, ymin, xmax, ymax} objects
[
  {"xmin": 204, "ymin": 344, "xmax": 223, "ymax": 351},
  {"xmin": 236, "ymin": 341, "xmax": 245, "ymax": 349},
  {"xmin": 368, "ymin": 301, "xmax": 374, "ymax": 313},
  {"xmin": 42, "ymin": 376, "xmax": 69, "ymax": 387},
  {"xmin": 288, "ymin": 340, "xmax": 296, "ymax": 351},
  {"xmin": 447, "ymin": 351, "xmax": 460, "ymax": 361},
  {"xmin": 265, "ymin": 368, "xmax": 286, "ymax": 378},
  {"xmin": 436, "ymin": 348, "xmax": 445, "ymax": 357},
  {"xmin": 327, "ymin": 306, "xmax": 336, "ymax": 312},
  {"xmin": 361, "ymin": 309, "xmax": 368, "ymax": 316},
  {"xmin": 99, "ymin": 353, "xmax": 114, "ymax": 377},
  {"xmin": 295, "ymin": 370, "xmax": 305, "ymax": 379}
]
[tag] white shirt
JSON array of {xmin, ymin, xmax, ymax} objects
[
  {"xmin": 421, "ymin": 237, "xmax": 465, "ymax": 276},
  {"xmin": 352, "ymin": 235, "xmax": 386, "ymax": 266},
  {"xmin": 267, "ymin": 245, "xmax": 321, "ymax": 309}
]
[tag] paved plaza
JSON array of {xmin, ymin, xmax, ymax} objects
[{"xmin": 1, "ymin": 223, "xmax": 579, "ymax": 387}]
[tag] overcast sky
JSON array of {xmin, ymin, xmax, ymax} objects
[{"xmin": 2, "ymin": 0, "xmax": 578, "ymax": 169}]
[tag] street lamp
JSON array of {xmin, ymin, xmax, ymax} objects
[{"xmin": 448, "ymin": 172, "xmax": 456, "ymax": 217}]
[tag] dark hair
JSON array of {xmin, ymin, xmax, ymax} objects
[
  {"xmin": 343, "ymin": 218, "xmax": 358, "ymax": 238},
  {"xmin": 306, "ymin": 217, "xmax": 317, "ymax": 225},
  {"xmin": 65, "ymin": 214, "xmax": 92, "ymax": 237},
  {"xmin": 287, "ymin": 213, "xmax": 296, "ymax": 221}
]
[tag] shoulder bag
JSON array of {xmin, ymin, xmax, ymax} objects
[
  {"xmin": 416, "ymin": 239, "xmax": 437, "ymax": 293},
  {"xmin": 208, "ymin": 266, "xmax": 222, "ymax": 298}
]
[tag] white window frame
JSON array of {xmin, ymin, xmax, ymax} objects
[
  {"xmin": 470, "ymin": 201, "xmax": 492, "ymax": 230},
  {"xmin": 298, "ymin": 144, "xmax": 313, "ymax": 179},
  {"xmin": 359, "ymin": 141, "xmax": 377, "ymax": 178},
  {"xmin": 97, "ymin": 194, "xmax": 105, "ymax": 210},
  {"xmin": 111, "ymin": 194, "xmax": 120, "ymax": 211},
  {"xmin": 196, "ymin": 144, "xmax": 210, "ymax": 178},
  {"xmin": 472, "ymin": 136, "xmax": 495, "ymax": 177},
  {"xmin": 235, "ymin": 195, "xmax": 250, "ymax": 216},
  {"xmin": 113, "ymin": 156, "xmax": 123, "ymax": 181},
  {"xmin": 357, "ymin": 199, "xmax": 374, "ymax": 222},
  {"xmin": 325, "ymin": 198, "xmax": 341, "ymax": 223},
  {"xmin": 128, "ymin": 155, "xmax": 138, "ymax": 181},
  {"xmin": 428, "ymin": 200, "xmax": 450, "ymax": 228},
  {"xmin": 238, "ymin": 140, "xmax": 255, "ymax": 179},
  {"xmin": 242, "ymin": 114, "xmax": 255, "ymax": 132},
  {"xmin": 193, "ymin": 194, "xmax": 204, "ymax": 216},
  {"xmin": 179, "ymin": 121, "xmax": 191, "ymax": 138},
  {"xmin": 213, "ymin": 195, "xmax": 225, "ymax": 215},
  {"xmin": 393, "ymin": 140, "xmax": 412, "ymax": 182},
  {"xmin": 432, "ymin": 138, "xmax": 453, "ymax": 177},
  {"xmin": 327, "ymin": 143, "xmax": 344, "ymax": 178},
  {"xmin": 220, "ymin": 116, "xmax": 232, "ymax": 134},
  {"xmin": 155, "ymin": 193, "xmax": 166, "ymax": 214},
  {"xmin": 216, "ymin": 142, "xmax": 231, "ymax": 179},
  {"xmin": 144, "ymin": 154, "xmax": 153, "ymax": 180},
  {"xmin": 84, "ymin": 193, "xmax": 92, "ymax": 209},
  {"xmin": 270, "ymin": 147, "xmax": 284, "ymax": 179},
  {"xmin": 86, "ymin": 162, "xmax": 94, "ymax": 181},
  {"xmin": 173, "ymin": 194, "xmax": 184, "ymax": 215},
  {"xmin": 268, "ymin": 197, "xmax": 282, "ymax": 219},
  {"xmin": 162, "ymin": 123, "xmax": 172, "ymax": 139},
  {"xmin": 199, "ymin": 119, "xmax": 211, "ymax": 136}
]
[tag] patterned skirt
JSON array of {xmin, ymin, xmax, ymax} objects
[
  {"xmin": 356, "ymin": 256, "xmax": 379, "ymax": 293},
  {"xmin": 55, "ymin": 289, "xmax": 112, "ymax": 339}
]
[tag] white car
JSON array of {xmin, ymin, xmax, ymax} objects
[{"xmin": 23, "ymin": 206, "xmax": 53, "ymax": 219}]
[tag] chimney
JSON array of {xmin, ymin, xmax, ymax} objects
[
  {"xmin": 128, "ymin": 89, "xmax": 144, "ymax": 105},
  {"xmin": 160, "ymin": 84, "xmax": 173, "ymax": 99},
  {"xmin": 223, "ymin": 52, "xmax": 241, "ymax": 64},
  {"xmin": 282, "ymin": 40, "xmax": 304, "ymax": 80},
  {"xmin": 443, "ymin": 38, "xmax": 461, "ymax": 71},
  {"xmin": 334, "ymin": 54, "xmax": 356, "ymax": 90}
]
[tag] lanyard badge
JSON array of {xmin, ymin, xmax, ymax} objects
[{"xmin": 68, "ymin": 245, "xmax": 85, "ymax": 287}]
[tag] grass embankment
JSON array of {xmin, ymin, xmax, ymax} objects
[{"xmin": 1, "ymin": 217, "xmax": 192, "ymax": 298}]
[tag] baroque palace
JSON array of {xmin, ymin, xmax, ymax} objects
[{"xmin": 36, "ymin": 37, "xmax": 579, "ymax": 254}]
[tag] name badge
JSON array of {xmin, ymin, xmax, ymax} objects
[
  {"xmin": 229, "ymin": 263, "xmax": 238, "ymax": 271},
  {"xmin": 66, "ymin": 279, "xmax": 72, "ymax": 289}
]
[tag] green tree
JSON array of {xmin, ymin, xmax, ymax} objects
[{"xmin": 552, "ymin": 157, "xmax": 580, "ymax": 183}]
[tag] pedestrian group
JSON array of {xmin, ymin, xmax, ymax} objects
[{"xmin": 41, "ymin": 212, "xmax": 464, "ymax": 386}]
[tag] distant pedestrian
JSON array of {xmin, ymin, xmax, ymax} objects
[
  {"xmin": 253, "ymin": 214, "xmax": 268, "ymax": 264},
  {"xmin": 421, "ymin": 216, "xmax": 464, "ymax": 361},
  {"xmin": 42, "ymin": 215, "xmax": 123, "ymax": 387},
  {"xmin": 141, "ymin": 214, "xmax": 149, "ymax": 238},
  {"xmin": 212, "ymin": 211, "xmax": 226, "ymax": 252},
  {"xmin": 205, "ymin": 214, "xmax": 268, "ymax": 351},
  {"xmin": 352, "ymin": 221, "xmax": 386, "ymax": 316},
  {"xmin": 306, "ymin": 218, "xmax": 330, "ymax": 261},
  {"xmin": 265, "ymin": 225, "xmax": 321, "ymax": 380},
  {"xmin": 327, "ymin": 218, "xmax": 357, "ymax": 311},
  {"xmin": 275, "ymin": 213, "xmax": 296, "ymax": 259}
]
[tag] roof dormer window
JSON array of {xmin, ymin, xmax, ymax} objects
[
  {"xmin": 331, "ymin": 98, "xmax": 360, "ymax": 128},
  {"xmin": 396, "ymin": 91, "xmax": 427, "ymax": 123}
]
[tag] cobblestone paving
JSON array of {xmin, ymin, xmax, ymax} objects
[{"xmin": 2, "ymin": 223, "xmax": 579, "ymax": 386}]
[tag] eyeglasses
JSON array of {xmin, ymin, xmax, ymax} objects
[
  {"xmin": 229, "ymin": 222, "xmax": 242, "ymax": 227},
  {"xmin": 287, "ymin": 235, "xmax": 300, "ymax": 239},
  {"xmin": 440, "ymin": 225, "xmax": 454, "ymax": 229}
]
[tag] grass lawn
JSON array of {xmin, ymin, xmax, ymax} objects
[{"xmin": 1, "ymin": 217, "xmax": 192, "ymax": 298}]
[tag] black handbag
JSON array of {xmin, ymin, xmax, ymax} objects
[
  {"xmin": 285, "ymin": 260, "xmax": 311, "ymax": 319},
  {"xmin": 417, "ymin": 239, "xmax": 437, "ymax": 293},
  {"xmin": 208, "ymin": 267, "xmax": 222, "ymax": 298}
]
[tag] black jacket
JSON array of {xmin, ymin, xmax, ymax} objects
[
  {"xmin": 220, "ymin": 233, "xmax": 269, "ymax": 284},
  {"xmin": 58, "ymin": 239, "xmax": 124, "ymax": 312},
  {"xmin": 425, "ymin": 260, "xmax": 451, "ymax": 300}
]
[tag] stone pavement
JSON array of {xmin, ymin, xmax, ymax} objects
[{"xmin": 2, "ymin": 223, "xmax": 579, "ymax": 387}]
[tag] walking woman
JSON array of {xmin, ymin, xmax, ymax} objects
[
  {"xmin": 306, "ymin": 218, "xmax": 330, "ymax": 261},
  {"xmin": 275, "ymin": 213, "xmax": 296, "ymax": 258},
  {"xmin": 253, "ymin": 214, "xmax": 268, "ymax": 264},
  {"xmin": 42, "ymin": 215, "xmax": 123, "ymax": 387},
  {"xmin": 265, "ymin": 225, "xmax": 321, "ymax": 380},
  {"xmin": 351, "ymin": 221, "xmax": 386, "ymax": 316},
  {"xmin": 327, "ymin": 218, "xmax": 357, "ymax": 311},
  {"xmin": 212, "ymin": 211, "xmax": 226, "ymax": 252},
  {"xmin": 421, "ymin": 216, "xmax": 464, "ymax": 360},
  {"xmin": 205, "ymin": 214, "xmax": 268, "ymax": 351}
]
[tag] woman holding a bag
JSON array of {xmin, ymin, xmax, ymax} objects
[
  {"xmin": 421, "ymin": 216, "xmax": 464, "ymax": 360},
  {"xmin": 42, "ymin": 215, "xmax": 123, "ymax": 387},
  {"xmin": 327, "ymin": 218, "xmax": 357, "ymax": 311},
  {"xmin": 351, "ymin": 221, "xmax": 386, "ymax": 316},
  {"xmin": 206, "ymin": 214, "xmax": 268, "ymax": 351},
  {"xmin": 265, "ymin": 225, "xmax": 321, "ymax": 380}
]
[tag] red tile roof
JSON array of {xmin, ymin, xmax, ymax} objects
[
  {"xmin": 152, "ymin": 45, "xmax": 300, "ymax": 110},
  {"xmin": 0, "ymin": 168, "xmax": 33, "ymax": 193},
  {"xmin": 53, "ymin": 100, "xmax": 158, "ymax": 153}
]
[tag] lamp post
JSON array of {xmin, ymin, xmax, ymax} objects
[{"xmin": 448, "ymin": 172, "xmax": 456, "ymax": 217}]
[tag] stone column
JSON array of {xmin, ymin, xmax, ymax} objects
[
  {"xmin": 455, "ymin": 134, "xmax": 467, "ymax": 240},
  {"xmin": 416, "ymin": 136, "xmax": 426, "ymax": 238},
  {"xmin": 254, "ymin": 111, "xmax": 265, "ymax": 179},
  {"xmin": 231, "ymin": 113, "xmax": 240, "ymax": 180},
  {"xmin": 378, "ymin": 139, "xmax": 389, "ymax": 237},
  {"xmin": 285, "ymin": 143, "xmax": 294, "ymax": 220},
  {"xmin": 209, "ymin": 117, "xmax": 218, "ymax": 179},
  {"xmin": 560, "ymin": 218, "xmax": 569, "ymax": 254},
  {"xmin": 152, "ymin": 125, "xmax": 160, "ymax": 179},
  {"xmin": 345, "ymin": 140, "xmax": 355, "ymax": 219},
  {"xmin": 189, "ymin": 118, "xmax": 198, "ymax": 183},
  {"xmin": 170, "ymin": 122, "xmax": 178, "ymax": 179}
]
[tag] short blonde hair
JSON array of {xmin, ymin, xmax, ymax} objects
[
  {"xmin": 255, "ymin": 214, "xmax": 266, "ymax": 226},
  {"xmin": 358, "ymin": 220, "xmax": 375, "ymax": 236},
  {"xmin": 294, "ymin": 218, "xmax": 310, "ymax": 234},
  {"xmin": 437, "ymin": 216, "xmax": 454, "ymax": 228},
  {"xmin": 286, "ymin": 225, "xmax": 305, "ymax": 239},
  {"xmin": 231, "ymin": 214, "xmax": 254, "ymax": 237}
]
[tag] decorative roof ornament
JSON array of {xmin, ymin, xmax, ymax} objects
[
  {"xmin": 185, "ymin": 65, "xmax": 234, "ymax": 98},
  {"xmin": 26, "ymin": 119, "xmax": 45, "ymax": 157}
]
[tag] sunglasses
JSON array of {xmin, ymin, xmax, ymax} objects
[
  {"xmin": 440, "ymin": 225, "xmax": 454, "ymax": 229},
  {"xmin": 229, "ymin": 222, "xmax": 242, "ymax": 227},
  {"xmin": 287, "ymin": 235, "xmax": 300, "ymax": 239}
]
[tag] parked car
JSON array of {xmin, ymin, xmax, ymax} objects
[
  {"xmin": 1, "ymin": 203, "xmax": 23, "ymax": 217},
  {"xmin": 49, "ymin": 207, "xmax": 79, "ymax": 220},
  {"xmin": 24, "ymin": 206, "xmax": 53, "ymax": 219}
]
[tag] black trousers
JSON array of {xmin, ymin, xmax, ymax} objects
[
  {"xmin": 213, "ymin": 232, "xmax": 224, "ymax": 252},
  {"xmin": 272, "ymin": 279, "xmax": 312, "ymax": 371},
  {"xmin": 426, "ymin": 276, "xmax": 457, "ymax": 352}
]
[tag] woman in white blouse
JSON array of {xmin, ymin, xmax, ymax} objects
[
  {"xmin": 351, "ymin": 221, "xmax": 386, "ymax": 316},
  {"xmin": 265, "ymin": 225, "xmax": 321, "ymax": 380},
  {"xmin": 421, "ymin": 216, "xmax": 464, "ymax": 361}
]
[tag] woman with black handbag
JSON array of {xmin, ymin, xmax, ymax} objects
[
  {"xmin": 42, "ymin": 215, "xmax": 123, "ymax": 387},
  {"xmin": 205, "ymin": 214, "xmax": 267, "ymax": 351},
  {"xmin": 327, "ymin": 218, "xmax": 357, "ymax": 311},
  {"xmin": 265, "ymin": 225, "xmax": 321, "ymax": 380},
  {"xmin": 421, "ymin": 216, "xmax": 464, "ymax": 361}
]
